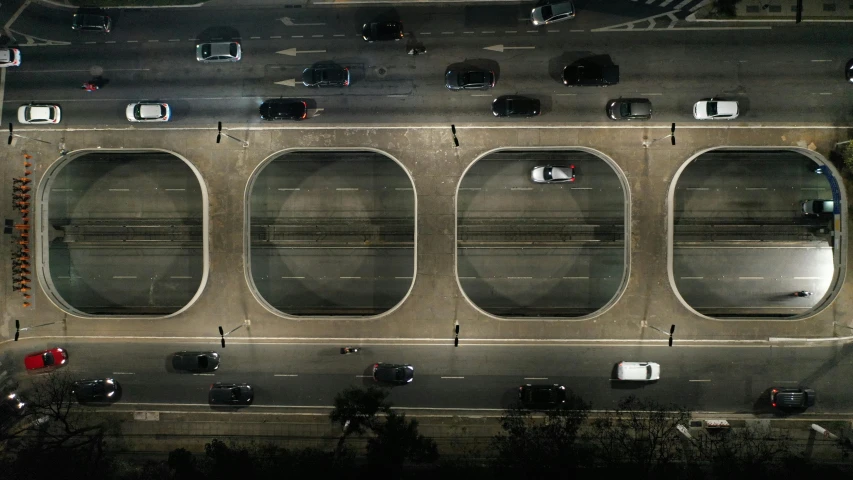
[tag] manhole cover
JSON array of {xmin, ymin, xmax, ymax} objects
[{"xmin": 375, "ymin": 66, "xmax": 387, "ymax": 76}]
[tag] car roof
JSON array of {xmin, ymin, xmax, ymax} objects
[
  {"xmin": 28, "ymin": 106, "xmax": 54, "ymax": 119},
  {"xmin": 138, "ymin": 104, "xmax": 163, "ymax": 117},
  {"xmin": 712, "ymin": 100, "xmax": 738, "ymax": 114}
]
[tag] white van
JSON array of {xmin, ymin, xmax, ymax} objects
[{"xmin": 617, "ymin": 361, "xmax": 660, "ymax": 381}]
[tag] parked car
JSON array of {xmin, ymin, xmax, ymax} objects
[
  {"xmin": 562, "ymin": 61, "xmax": 619, "ymax": 86},
  {"xmin": 24, "ymin": 347, "xmax": 68, "ymax": 372},
  {"xmin": 126, "ymin": 103, "xmax": 171, "ymax": 122},
  {"xmin": 1, "ymin": 392, "xmax": 26, "ymax": 417},
  {"xmin": 693, "ymin": 99, "xmax": 739, "ymax": 120},
  {"xmin": 0, "ymin": 47, "xmax": 21, "ymax": 67},
  {"xmin": 801, "ymin": 199, "xmax": 834, "ymax": 216},
  {"xmin": 196, "ymin": 42, "xmax": 241, "ymax": 62},
  {"xmin": 770, "ymin": 387, "xmax": 815, "ymax": 411},
  {"xmin": 302, "ymin": 65, "xmax": 350, "ymax": 87},
  {"xmin": 72, "ymin": 13, "xmax": 111, "ymax": 32},
  {"xmin": 372, "ymin": 363, "xmax": 414, "ymax": 384},
  {"xmin": 72, "ymin": 378, "xmax": 121, "ymax": 404},
  {"xmin": 607, "ymin": 98, "xmax": 652, "ymax": 120},
  {"xmin": 617, "ymin": 361, "xmax": 660, "ymax": 381},
  {"xmin": 362, "ymin": 21, "xmax": 404, "ymax": 42},
  {"xmin": 531, "ymin": 0, "xmax": 576, "ymax": 25},
  {"xmin": 209, "ymin": 383, "xmax": 253, "ymax": 406},
  {"xmin": 519, "ymin": 384, "xmax": 566, "ymax": 409},
  {"xmin": 17, "ymin": 104, "xmax": 61, "ymax": 124},
  {"xmin": 259, "ymin": 99, "xmax": 307, "ymax": 121},
  {"xmin": 846, "ymin": 59, "xmax": 853, "ymax": 83},
  {"xmin": 445, "ymin": 68, "xmax": 496, "ymax": 91},
  {"xmin": 492, "ymin": 95, "xmax": 540, "ymax": 117},
  {"xmin": 530, "ymin": 165, "xmax": 575, "ymax": 183},
  {"xmin": 172, "ymin": 351, "xmax": 220, "ymax": 373}
]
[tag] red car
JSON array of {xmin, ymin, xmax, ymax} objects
[{"xmin": 24, "ymin": 347, "xmax": 68, "ymax": 372}]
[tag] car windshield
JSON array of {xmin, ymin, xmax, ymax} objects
[
  {"xmin": 531, "ymin": 389, "xmax": 553, "ymax": 402},
  {"xmin": 543, "ymin": 168, "xmax": 553, "ymax": 181},
  {"xmin": 707, "ymin": 102, "xmax": 718, "ymax": 116},
  {"xmin": 229, "ymin": 43, "xmax": 238, "ymax": 56},
  {"xmin": 201, "ymin": 45, "xmax": 212, "ymax": 58},
  {"xmin": 620, "ymin": 103, "xmax": 631, "ymax": 116},
  {"xmin": 466, "ymin": 72, "xmax": 485, "ymax": 84},
  {"xmin": 198, "ymin": 356, "xmax": 208, "ymax": 367},
  {"xmin": 646, "ymin": 365, "xmax": 652, "ymax": 378},
  {"xmin": 43, "ymin": 352, "xmax": 55, "ymax": 365}
]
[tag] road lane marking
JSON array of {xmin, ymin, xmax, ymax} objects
[
  {"xmin": 170, "ymin": 276, "xmax": 192, "ymax": 279},
  {"xmin": 641, "ymin": 93, "xmax": 663, "ymax": 96},
  {"xmin": 738, "ymin": 277, "xmax": 764, "ymax": 280},
  {"xmin": 556, "ymin": 93, "xmax": 576, "ymax": 96},
  {"xmin": 336, "ymin": 187, "xmax": 358, "ymax": 191},
  {"xmin": 278, "ymin": 188, "xmax": 300, "ymax": 191},
  {"xmin": 562, "ymin": 276, "xmax": 589, "ymax": 279},
  {"xmin": 505, "ymin": 31, "xmax": 517, "ymax": 33},
  {"xmin": 524, "ymin": 377, "xmax": 548, "ymax": 380},
  {"xmin": 113, "ymin": 276, "xmax": 137, "ymax": 279},
  {"xmin": 340, "ymin": 276, "xmax": 361, "ymax": 279},
  {"xmin": 680, "ymin": 277, "xmax": 704, "ymax": 280},
  {"xmin": 109, "ymin": 188, "xmax": 130, "ymax": 191},
  {"xmin": 113, "ymin": 372, "xmax": 135, "ymax": 375},
  {"xmin": 164, "ymin": 188, "xmax": 185, "ymax": 191},
  {"xmin": 794, "ymin": 277, "xmax": 820, "ymax": 280},
  {"xmin": 689, "ymin": 379, "xmax": 711, "ymax": 382},
  {"xmin": 193, "ymin": 373, "xmax": 215, "ymax": 376},
  {"xmin": 333, "ymin": 34, "xmax": 345, "ymax": 37},
  {"xmin": 508, "ymin": 276, "xmax": 532, "ymax": 279},
  {"xmin": 127, "ymin": 40, "xmax": 138, "ymax": 43},
  {"xmin": 271, "ymin": 35, "xmax": 282, "ymax": 39},
  {"xmin": 441, "ymin": 376, "xmax": 465, "ymax": 379},
  {"xmin": 811, "ymin": 59, "xmax": 832, "ymax": 62},
  {"xmin": 464, "ymin": 31, "xmax": 474, "ymax": 34},
  {"xmin": 147, "ymin": 40, "xmax": 159, "ymax": 43},
  {"xmin": 274, "ymin": 374, "xmax": 298, "ymax": 377},
  {"xmin": 281, "ymin": 276, "xmax": 305, "ymax": 279},
  {"xmin": 395, "ymin": 277, "xmax": 413, "ymax": 279},
  {"xmin": 686, "ymin": 187, "xmax": 709, "ymax": 190},
  {"xmin": 511, "ymin": 187, "xmax": 532, "ymax": 190},
  {"xmin": 459, "ymin": 187, "xmax": 481, "ymax": 190},
  {"xmin": 356, "ymin": 375, "xmax": 371, "ymax": 378},
  {"xmin": 745, "ymin": 187, "xmax": 767, "ymax": 190}
]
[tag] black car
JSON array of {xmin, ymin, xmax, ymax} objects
[
  {"xmin": 259, "ymin": 100, "xmax": 307, "ymax": 121},
  {"xmin": 372, "ymin": 363, "xmax": 414, "ymax": 384},
  {"xmin": 607, "ymin": 98, "xmax": 652, "ymax": 120},
  {"xmin": 209, "ymin": 383, "xmax": 253, "ymax": 406},
  {"xmin": 518, "ymin": 384, "xmax": 566, "ymax": 409},
  {"xmin": 561, "ymin": 61, "xmax": 619, "ymax": 86},
  {"xmin": 172, "ymin": 351, "xmax": 220, "ymax": 373},
  {"xmin": 72, "ymin": 378, "xmax": 121, "ymax": 404},
  {"xmin": 362, "ymin": 21, "xmax": 404, "ymax": 42},
  {"xmin": 445, "ymin": 69, "xmax": 496, "ymax": 91},
  {"xmin": 72, "ymin": 13, "xmax": 111, "ymax": 32},
  {"xmin": 846, "ymin": 58, "xmax": 853, "ymax": 83},
  {"xmin": 770, "ymin": 387, "xmax": 815, "ymax": 411},
  {"xmin": 302, "ymin": 65, "xmax": 350, "ymax": 87},
  {"xmin": 492, "ymin": 95, "xmax": 540, "ymax": 117}
]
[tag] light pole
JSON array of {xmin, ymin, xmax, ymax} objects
[
  {"xmin": 215, "ymin": 122, "xmax": 249, "ymax": 148},
  {"xmin": 8, "ymin": 123, "xmax": 68, "ymax": 155},
  {"xmin": 643, "ymin": 322, "xmax": 676, "ymax": 347},
  {"xmin": 834, "ymin": 139, "xmax": 853, "ymax": 147},
  {"xmin": 643, "ymin": 123, "xmax": 676, "ymax": 148},
  {"xmin": 14, "ymin": 319, "xmax": 59, "ymax": 341},
  {"xmin": 218, "ymin": 320, "xmax": 250, "ymax": 348}
]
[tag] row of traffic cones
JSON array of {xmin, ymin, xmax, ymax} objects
[{"xmin": 12, "ymin": 154, "xmax": 33, "ymax": 307}]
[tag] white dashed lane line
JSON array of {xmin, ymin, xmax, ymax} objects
[
  {"xmin": 274, "ymin": 374, "xmax": 298, "ymax": 377},
  {"xmin": 441, "ymin": 376, "xmax": 465, "ymax": 379},
  {"xmin": 523, "ymin": 377, "xmax": 548, "ymax": 380},
  {"xmin": 689, "ymin": 379, "xmax": 711, "ymax": 382}
]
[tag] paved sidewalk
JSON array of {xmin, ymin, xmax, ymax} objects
[
  {"xmin": 2, "ymin": 124, "xmax": 852, "ymax": 346},
  {"xmin": 690, "ymin": 0, "xmax": 853, "ymax": 21}
]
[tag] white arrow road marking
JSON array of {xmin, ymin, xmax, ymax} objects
[
  {"xmin": 275, "ymin": 79, "xmax": 297, "ymax": 87},
  {"xmin": 312, "ymin": 108, "xmax": 324, "ymax": 117},
  {"xmin": 279, "ymin": 17, "xmax": 326, "ymax": 27},
  {"xmin": 484, "ymin": 44, "xmax": 535, "ymax": 52},
  {"xmin": 277, "ymin": 48, "xmax": 327, "ymax": 56}
]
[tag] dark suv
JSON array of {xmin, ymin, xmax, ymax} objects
[
  {"xmin": 209, "ymin": 383, "xmax": 253, "ymax": 406},
  {"xmin": 770, "ymin": 387, "xmax": 815, "ymax": 411},
  {"xmin": 72, "ymin": 13, "xmax": 111, "ymax": 33},
  {"xmin": 518, "ymin": 384, "xmax": 566, "ymax": 409},
  {"xmin": 362, "ymin": 21, "xmax": 403, "ymax": 42}
]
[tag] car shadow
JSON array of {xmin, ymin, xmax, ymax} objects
[
  {"xmin": 195, "ymin": 27, "xmax": 242, "ymax": 44},
  {"xmin": 461, "ymin": 58, "xmax": 501, "ymax": 81}
]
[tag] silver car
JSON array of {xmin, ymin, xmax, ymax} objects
[
  {"xmin": 531, "ymin": 165, "xmax": 575, "ymax": 183},
  {"xmin": 531, "ymin": 1, "xmax": 575, "ymax": 25},
  {"xmin": 196, "ymin": 42, "xmax": 241, "ymax": 63}
]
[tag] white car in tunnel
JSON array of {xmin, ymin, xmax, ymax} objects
[
  {"xmin": 530, "ymin": 165, "xmax": 575, "ymax": 183},
  {"xmin": 126, "ymin": 103, "xmax": 171, "ymax": 122},
  {"xmin": 17, "ymin": 104, "xmax": 61, "ymax": 124}
]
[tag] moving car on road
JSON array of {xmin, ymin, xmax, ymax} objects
[
  {"xmin": 302, "ymin": 65, "xmax": 350, "ymax": 87},
  {"xmin": 259, "ymin": 99, "xmax": 308, "ymax": 121},
  {"xmin": 445, "ymin": 68, "xmax": 496, "ymax": 91},
  {"xmin": 373, "ymin": 363, "xmax": 414, "ymax": 384},
  {"xmin": 17, "ymin": 104, "xmax": 61, "ymax": 124},
  {"xmin": 24, "ymin": 347, "xmax": 68, "ymax": 372},
  {"xmin": 126, "ymin": 103, "xmax": 171, "ymax": 122},
  {"xmin": 209, "ymin": 383, "xmax": 254, "ymax": 406},
  {"xmin": 196, "ymin": 42, "xmax": 241, "ymax": 62},
  {"xmin": 562, "ymin": 61, "xmax": 619, "ymax": 86},
  {"xmin": 530, "ymin": 165, "xmax": 575, "ymax": 183},
  {"xmin": 801, "ymin": 199, "xmax": 834, "ymax": 216},
  {"xmin": 0, "ymin": 48, "xmax": 21, "ymax": 67},
  {"xmin": 72, "ymin": 13, "xmax": 111, "ymax": 32},
  {"xmin": 172, "ymin": 351, "xmax": 220, "ymax": 373},
  {"xmin": 518, "ymin": 384, "xmax": 566, "ymax": 409},
  {"xmin": 72, "ymin": 378, "xmax": 121, "ymax": 404},
  {"xmin": 492, "ymin": 95, "xmax": 540, "ymax": 117},
  {"xmin": 531, "ymin": 0, "xmax": 576, "ymax": 25},
  {"xmin": 617, "ymin": 361, "xmax": 660, "ymax": 381},
  {"xmin": 770, "ymin": 386, "xmax": 815, "ymax": 411},
  {"xmin": 607, "ymin": 98, "xmax": 652, "ymax": 120},
  {"xmin": 693, "ymin": 99, "xmax": 739, "ymax": 120},
  {"xmin": 362, "ymin": 21, "xmax": 404, "ymax": 42}
]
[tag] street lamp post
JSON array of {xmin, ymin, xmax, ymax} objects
[
  {"xmin": 14, "ymin": 319, "xmax": 59, "ymax": 341},
  {"xmin": 8, "ymin": 123, "xmax": 68, "ymax": 155},
  {"xmin": 643, "ymin": 123, "xmax": 676, "ymax": 148},
  {"xmin": 218, "ymin": 320, "xmax": 250, "ymax": 348},
  {"xmin": 215, "ymin": 122, "xmax": 249, "ymax": 148},
  {"xmin": 643, "ymin": 322, "xmax": 676, "ymax": 347}
]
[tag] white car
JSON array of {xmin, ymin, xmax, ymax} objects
[
  {"xmin": 617, "ymin": 361, "xmax": 660, "ymax": 381},
  {"xmin": 126, "ymin": 103, "xmax": 171, "ymax": 122},
  {"xmin": 17, "ymin": 104, "xmax": 61, "ymax": 124},
  {"xmin": 531, "ymin": 1, "xmax": 575, "ymax": 25},
  {"xmin": 530, "ymin": 165, "xmax": 575, "ymax": 183},
  {"xmin": 693, "ymin": 99, "xmax": 739, "ymax": 120},
  {"xmin": 0, "ymin": 48, "xmax": 21, "ymax": 67}
]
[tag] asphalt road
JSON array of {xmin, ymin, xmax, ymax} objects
[
  {"xmin": 3, "ymin": 3, "xmax": 853, "ymax": 126},
  {"xmin": 5, "ymin": 339, "xmax": 853, "ymax": 414}
]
